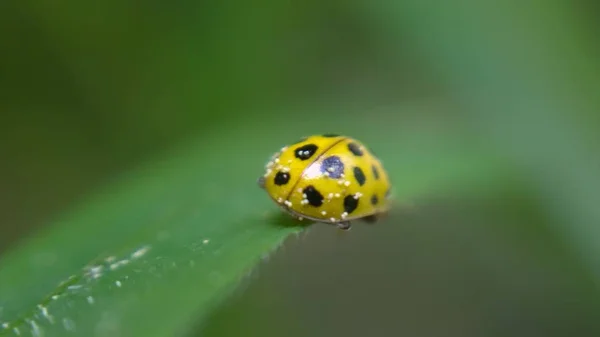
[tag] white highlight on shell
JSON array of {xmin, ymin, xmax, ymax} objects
[
  {"xmin": 354, "ymin": 192, "xmax": 363, "ymax": 199},
  {"xmin": 344, "ymin": 181, "xmax": 351, "ymax": 187},
  {"xmin": 330, "ymin": 217, "xmax": 337, "ymax": 222},
  {"xmin": 284, "ymin": 200, "xmax": 292, "ymax": 207},
  {"xmin": 341, "ymin": 212, "xmax": 348, "ymax": 219},
  {"xmin": 303, "ymin": 162, "xmax": 324, "ymax": 179},
  {"xmin": 321, "ymin": 210, "xmax": 327, "ymax": 215}
]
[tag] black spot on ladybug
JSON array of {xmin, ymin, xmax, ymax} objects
[
  {"xmin": 322, "ymin": 133, "xmax": 339, "ymax": 137},
  {"xmin": 303, "ymin": 185, "xmax": 324, "ymax": 207},
  {"xmin": 295, "ymin": 144, "xmax": 318, "ymax": 160},
  {"xmin": 372, "ymin": 165, "xmax": 380, "ymax": 179},
  {"xmin": 348, "ymin": 142, "xmax": 363, "ymax": 156},
  {"xmin": 274, "ymin": 172, "xmax": 290, "ymax": 185},
  {"xmin": 321, "ymin": 156, "xmax": 345, "ymax": 179},
  {"xmin": 371, "ymin": 194, "xmax": 379, "ymax": 205},
  {"xmin": 344, "ymin": 195, "xmax": 359, "ymax": 214},
  {"xmin": 353, "ymin": 167, "xmax": 366, "ymax": 186}
]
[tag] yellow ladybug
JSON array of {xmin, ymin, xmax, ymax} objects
[{"xmin": 258, "ymin": 134, "xmax": 391, "ymax": 230}]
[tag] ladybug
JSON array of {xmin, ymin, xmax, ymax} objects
[{"xmin": 258, "ymin": 134, "xmax": 391, "ymax": 230}]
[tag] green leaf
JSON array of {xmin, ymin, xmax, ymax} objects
[
  {"xmin": 361, "ymin": 0, "xmax": 600, "ymax": 278},
  {"xmin": 0, "ymin": 103, "xmax": 507, "ymax": 337}
]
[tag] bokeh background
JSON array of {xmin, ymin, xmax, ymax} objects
[
  {"xmin": 0, "ymin": 0, "xmax": 435, "ymax": 252},
  {"xmin": 2, "ymin": 0, "xmax": 600, "ymax": 336}
]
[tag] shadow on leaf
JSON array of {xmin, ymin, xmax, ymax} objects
[{"xmin": 264, "ymin": 211, "xmax": 313, "ymax": 229}]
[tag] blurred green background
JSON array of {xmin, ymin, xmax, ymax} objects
[
  {"xmin": 0, "ymin": 0, "xmax": 434, "ymax": 252},
  {"xmin": 2, "ymin": 0, "xmax": 600, "ymax": 336}
]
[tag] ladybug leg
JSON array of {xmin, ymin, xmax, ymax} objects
[
  {"xmin": 257, "ymin": 176, "xmax": 266, "ymax": 189},
  {"xmin": 337, "ymin": 221, "xmax": 351, "ymax": 230}
]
